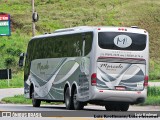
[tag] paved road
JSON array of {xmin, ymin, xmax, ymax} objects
[
  {"xmin": 148, "ymin": 82, "xmax": 160, "ymax": 87},
  {"xmin": 0, "ymin": 83, "xmax": 160, "ymax": 111},
  {"xmin": 1, "ymin": 105, "xmax": 159, "ymax": 120},
  {"xmin": 0, "ymin": 103, "xmax": 160, "ymax": 111},
  {"xmin": 0, "ymin": 104, "xmax": 159, "ymax": 120},
  {"xmin": 0, "ymin": 88, "xmax": 23, "ymax": 101},
  {"xmin": 0, "ymin": 85, "xmax": 160, "ymax": 119}
]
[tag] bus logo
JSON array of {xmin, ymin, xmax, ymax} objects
[{"xmin": 114, "ymin": 35, "xmax": 132, "ymax": 48}]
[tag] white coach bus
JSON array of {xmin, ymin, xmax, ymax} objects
[{"xmin": 19, "ymin": 26, "xmax": 149, "ymax": 111}]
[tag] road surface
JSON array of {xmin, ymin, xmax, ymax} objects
[
  {"xmin": 0, "ymin": 82, "xmax": 159, "ymax": 111},
  {"xmin": 0, "ymin": 85, "xmax": 160, "ymax": 119},
  {"xmin": 148, "ymin": 82, "xmax": 160, "ymax": 87},
  {"xmin": 0, "ymin": 104, "xmax": 159, "ymax": 120},
  {"xmin": 0, "ymin": 88, "xmax": 23, "ymax": 101},
  {"xmin": 0, "ymin": 103, "xmax": 160, "ymax": 111}
]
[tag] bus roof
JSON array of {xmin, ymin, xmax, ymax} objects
[{"xmin": 32, "ymin": 26, "xmax": 148, "ymax": 39}]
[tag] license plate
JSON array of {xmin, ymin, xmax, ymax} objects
[{"xmin": 115, "ymin": 86, "xmax": 126, "ymax": 90}]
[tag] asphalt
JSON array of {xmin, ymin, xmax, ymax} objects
[
  {"xmin": 0, "ymin": 88, "xmax": 23, "ymax": 101},
  {"xmin": 148, "ymin": 82, "xmax": 160, "ymax": 87},
  {"xmin": 0, "ymin": 82, "xmax": 159, "ymax": 101}
]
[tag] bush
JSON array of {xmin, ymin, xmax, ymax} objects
[
  {"xmin": 6, "ymin": 48, "xmax": 15, "ymax": 56},
  {"xmin": 6, "ymin": 48, "xmax": 22, "ymax": 56},
  {"xmin": 15, "ymin": 49, "xmax": 22, "ymax": 56},
  {"xmin": 149, "ymin": 60, "xmax": 160, "ymax": 80},
  {"xmin": 4, "ymin": 57, "xmax": 16, "ymax": 67},
  {"xmin": 0, "ymin": 44, "xmax": 6, "ymax": 50},
  {"xmin": 147, "ymin": 86, "xmax": 160, "ymax": 96}
]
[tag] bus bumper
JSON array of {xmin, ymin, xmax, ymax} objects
[{"xmin": 89, "ymin": 88, "xmax": 147, "ymax": 105}]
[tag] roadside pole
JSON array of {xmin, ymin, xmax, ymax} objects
[
  {"xmin": 7, "ymin": 69, "xmax": 10, "ymax": 87},
  {"xmin": 32, "ymin": 0, "xmax": 39, "ymax": 37},
  {"xmin": 32, "ymin": 0, "xmax": 35, "ymax": 37}
]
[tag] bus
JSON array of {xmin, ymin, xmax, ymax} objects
[{"xmin": 19, "ymin": 26, "xmax": 149, "ymax": 111}]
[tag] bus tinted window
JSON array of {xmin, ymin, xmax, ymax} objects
[
  {"xmin": 98, "ymin": 32, "xmax": 146, "ymax": 51},
  {"xmin": 85, "ymin": 32, "xmax": 93, "ymax": 55},
  {"xmin": 24, "ymin": 32, "xmax": 93, "ymax": 81},
  {"xmin": 25, "ymin": 32, "xmax": 93, "ymax": 69}
]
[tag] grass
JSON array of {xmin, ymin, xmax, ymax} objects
[
  {"xmin": 140, "ymin": 86, "xmax": 160, "ymax": 106},
  {"xmin": 140, "ymin": 96, "xmax": 160, "ymax": 106},
  {"xmin": 147, "ymin": 86, "xmax": 160, "ymax": 96},
  {"xmin": 149, "ymin": 60, "xmax": 160, "ymax": 80},
  {"xmin": 1, "ymin": 94, "xmax": 63, "ymax": 105},
  {"xmin": 1, "ymin": 95, "xmax": 32, "ymax": 104},
  {"xmin": 149, "ymin": 80, "xmax": 160, "ymax": 82},
  {"xmin": 0, "ymin": 71, "xmax": 23, "ymax": 88},
  {"xmin": 0, "ymin": 32, "xmax": 30, "ymax": 88},
  {"xmin": 0, "ymin": 0, "xmax": 160, "ymax": 88}
]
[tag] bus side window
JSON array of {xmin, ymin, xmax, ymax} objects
[
  {"xmin": 73, "ymin": 41, "xmax": 82, "ymax": 56},
  {"xmin": 61, "ymin": 40, "xmax": 68, "ymax": 57},
  {"xmin": 55, "ymin": 38, "xmax": 62, "ymax": 57},
  {"xmin": 84, "ymin": 32, "xmax": 93, "ymax": 56}
]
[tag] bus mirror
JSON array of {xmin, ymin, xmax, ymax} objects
[{"xmin": 18, "ymin": 53, "xmax": 25, "ymax": 67}]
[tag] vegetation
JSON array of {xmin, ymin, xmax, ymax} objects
[
  {"xmin": 0, "ymin": 71, "xmax": 23, "ymax": 88},
  {"xmin": 140, "ymin": 86, "xmax": 160, "ymax": 106},
  {"xmin": 1, "ymin": 94, "xmax": 62, "ymax": 105},
  {"xmin": 1, "ymin": 95, "xmax": 32, "ymax": 104},
  {"xmin": 0, "ymin": 0, "xmax": 160, "ymax": 88}
]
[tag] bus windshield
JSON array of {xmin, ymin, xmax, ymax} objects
[{"xmin": 98, "ymin": 32, "xmax": 146, "ymax": 51}]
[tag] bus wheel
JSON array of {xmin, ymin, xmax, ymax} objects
[
  {"xmin": 31, "ymin": 88, "xmax": 41, "ymax": 107},
  {"xmin": 119, "ymin": 103, "xmax": 129, "ymax": 111},
  {"xmin": 105, "ymin": 103, "xmax": 120, "ymax": 111},
  {"xmin": 73, "ymin": 89, "xmax": 84, "ymax": 110},
  {"xmin": 65, "ymin": 87, "xmax": 74, "ymax": 110},
  {"xmin": 105, "ymin": 104, "xmax": 115, "ymax": 111}
]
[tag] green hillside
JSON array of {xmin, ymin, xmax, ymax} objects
[{"xmin": 0, "ymin": 0, "xmax": 160, "ymax": 88}]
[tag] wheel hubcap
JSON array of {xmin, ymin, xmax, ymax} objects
[
  {"xmin": 73, "ymin": 93, "xmax": 78, "ymax": 106},
  {"xmin": 66, "ymin": 95, "xmax": 69, "ymax": 105},
  {"xmin": 65, "ymin": 90, "xmax": 70, "ymax": 106}
]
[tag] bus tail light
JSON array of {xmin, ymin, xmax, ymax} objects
[
  {"xmin": 118, "ymin": 28, "xmax": 127, "ymax": 31},
  {"xmin": 91, "ymin": 73, "xmax": 97, "ymax": 86},
  {"xmin": 98, "ymin": 28, "xmax": 101, "ymax": 30},
  {"xmin": 144, "ymin": 75, "xmax": 148, "ymax": 87}
]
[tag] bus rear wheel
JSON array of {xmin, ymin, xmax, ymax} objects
[
  {"xmin": 119, "ymin": 103, "xmax": 129, "ymax": 111},
  {"xmin": 105, "ymin": 103, "xmax": 119, "ymax": 111},
  {"xmin": 65, "ymin": 87, "xmax": 74, "ymax": 110},
  {"xmin": 73, "ymin": 89, "xmax": 84, "ymax": 110},
  {"xmin": 105, "ymin": 103, "xmax": 129, "ymax": 111},
  {"xmin": 31, "ymin": 88, "xmax": 41, "ymax": 107}
]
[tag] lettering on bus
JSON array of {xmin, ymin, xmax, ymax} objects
[
  {"xmin": 100, "ymin": 52, "xmax": 143, "ymax": 58},
  {"xmin": 100, "ymin": 64, "xmax": 123, "ymax": 69},
  {"xmin": 37, "ymin": 61, "xmax": 49, "ymax": 73}
]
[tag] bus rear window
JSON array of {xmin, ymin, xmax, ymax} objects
[{"xmin": 98, "ymin": 32, "xmax": 147, "ymax": 51}]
